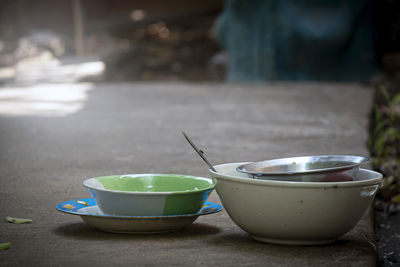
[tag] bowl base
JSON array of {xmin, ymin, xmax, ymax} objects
[
  {"xmin": 81, "ymin": 215, "xmax": 198, "ymax": 234},
  {"xmin": 95, "ymin": 227, "xmax": 183, "ymax": 234},
  {"xmin": 251, "ymin": 235, "xmax": 337, "ymax": 245}
]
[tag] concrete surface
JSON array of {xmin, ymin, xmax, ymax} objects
[{"xmin": 0, "ymin": 82, "xmax": 376, "ymax": 266}]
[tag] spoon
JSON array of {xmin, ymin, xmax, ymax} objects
[{"xmin": 182, "ymin": 131, "xmax": 217, "ymax": 172}]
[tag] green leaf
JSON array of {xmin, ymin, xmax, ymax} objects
[
  {"xmin": 381, "ymin": 175, "xmax": 395, "ymax": 189},
  {"xmin": 385, "ymin": 127, "xmax": 399, "ymax": 140},
  {"xmin": 380, "ymin": 85, "xmax": 391, "ymax": 105},
  {"xmin": 392, "ymin": 93, "xmax": 400, "ymax": 104},
  {"xmin": 375, "ymin": 135, "xmax": 386, "ymax": 157},
  {"xmin": 374, "ymin": 120, "xmax": 388, "ymax": 136},
  {"xmin": 392, "ymin": 194, "xmax": 400, "ymax": 203},
  {"xmin": 6, "ymin": 217, "xmax": 32, "ymax": 224},
  {"xmin": 0, "ymin": 242, "xmax": 11, "ymax": 250}
]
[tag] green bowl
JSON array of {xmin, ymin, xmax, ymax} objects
[{"xmin": 83, "ymin": 174, "xmax": 215, "ymax": 216}]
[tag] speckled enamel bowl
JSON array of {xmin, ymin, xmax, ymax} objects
[
  {"xmin": 83, "ymin": 174, "xmax": 215, "ymax": 216},
  {"xmin": 209, "ymin": 162, "xmax": 382, "ymax": 245}
]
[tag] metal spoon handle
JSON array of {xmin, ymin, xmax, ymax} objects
[{"xmin": 182, "ymin": 131, "xmax": 217, "ymax": 172}]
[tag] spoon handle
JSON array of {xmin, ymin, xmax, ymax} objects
[{"xmin": 182, "ymin": 131, "xmax": 217, "ymax": 172}]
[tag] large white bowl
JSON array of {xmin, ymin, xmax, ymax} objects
[{"xmin": 209, "ymin": 162, "xmax": 382, "ymax": 245}]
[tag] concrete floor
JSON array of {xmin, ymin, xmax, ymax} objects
[{"xmin": 0, "ymin": 82, "xmax": 376, "ymax": 266}]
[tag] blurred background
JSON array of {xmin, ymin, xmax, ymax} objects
[
  {"xmin": 0, "ymin": 0, "xmax": 398, "ymax": 84},
  {"xmin": 0, "ymin": 0, "xmax": 224, "ymax": 84},
  {"xmin": 0, "ymin": 1, "xmax": 400, "ymax": 265}
]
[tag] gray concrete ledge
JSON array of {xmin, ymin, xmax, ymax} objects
[{"xmin": 0, "ymin": 82, "xmax": 376, "ymax": 266}]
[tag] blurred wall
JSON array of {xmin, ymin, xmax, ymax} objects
[
  {"xmin": 0, "ymin": 0, "xmax": 222, "ymax": 41},
  {"xmin": 0, "ymin": 0, "xmax": 73, "ymax": 39}
]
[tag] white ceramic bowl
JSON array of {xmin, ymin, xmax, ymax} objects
[
  {"xmin": 209, "ymin": 162, "xmax": 382, "ymax": 245},
  {"xmin": 83, "ymin": 174, "xmax": 215, "ymax": 216}
]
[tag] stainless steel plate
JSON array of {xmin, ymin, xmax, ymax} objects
[{"xmin": 236, "ymin": 155, "xmax": 369, "ymax": 177}]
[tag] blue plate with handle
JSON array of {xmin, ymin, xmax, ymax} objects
[{"xmin": 56, "ymin": 198, "xmax": 222, "ymax": 233}]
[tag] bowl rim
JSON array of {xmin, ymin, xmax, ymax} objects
[
  {"xmin": 210, "ymin": 162, "xmax": 382, "ymax": 188},
  {"xmin": 83, "ymin": 173, "xmax": 215, "ymax": 195},
  {"xmin": 236, "ymin": 155, "xmax": 370, "ymax": 176}
]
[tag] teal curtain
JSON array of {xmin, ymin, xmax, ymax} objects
[{"xmin": 215, "ymin": 0, "xmax": 377, "ymax": 81}]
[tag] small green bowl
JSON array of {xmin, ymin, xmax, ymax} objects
[{"xmin": 83, "ymin": 174, "xmax": 215, "ymax": 216}]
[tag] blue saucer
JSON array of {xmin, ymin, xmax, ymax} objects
[{"xmin": 56, "ymin": 198, "xmax": 222, "ymax": 233}]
